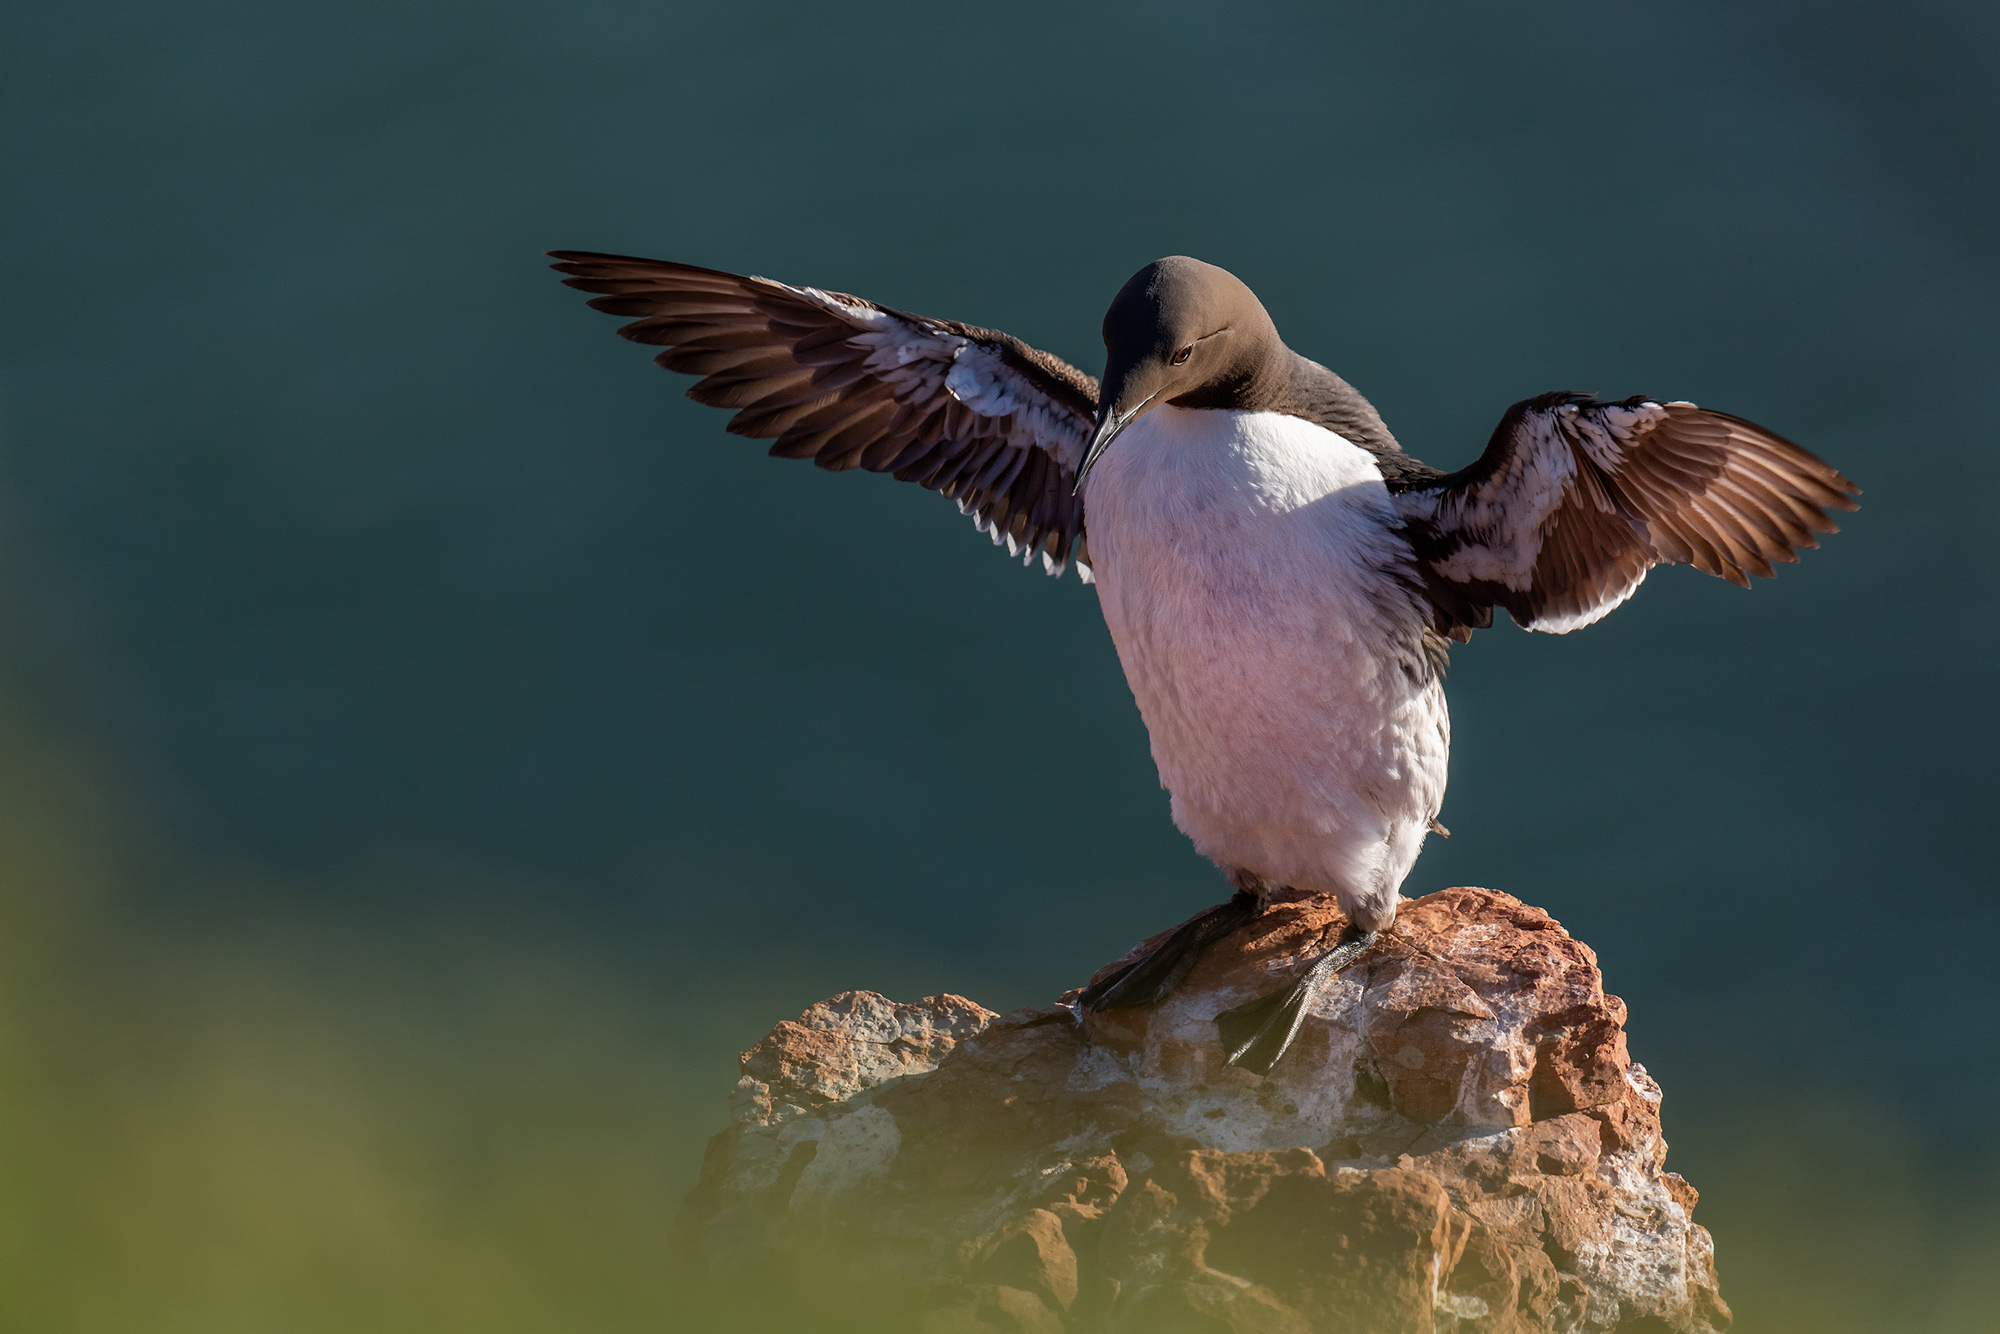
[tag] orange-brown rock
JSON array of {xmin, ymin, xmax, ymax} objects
[{"xmin": 684, "ymin": 887, "xmax": 1728, "ymax": 1333}]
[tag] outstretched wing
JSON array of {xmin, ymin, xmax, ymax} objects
[
  {"xmin": 1396, "ymin": 391, "xmax": 1860, "ymax": 639},
  {"xmin": 550, "ymin": 251, "xmax": 1100, "ymax": 577}
]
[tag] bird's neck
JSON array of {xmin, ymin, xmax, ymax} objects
[{"xmin": 1170, "ymin": 337, "xmax": 1299, "ymax": 414}]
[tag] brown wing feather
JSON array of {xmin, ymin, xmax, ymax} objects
[
  {"xmin": 549, "ymin": 251, "xmax": 1100, "ymax": 575},
  {"xmin": 1398, "ymin": 392, "xmax": 1858, "ymax": 638}
]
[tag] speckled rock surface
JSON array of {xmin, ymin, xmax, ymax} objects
[{"xmin": 684, "ymin": 887, "xmax": 1729, "ymax": 1333}]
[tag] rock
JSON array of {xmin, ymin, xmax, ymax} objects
[{"xmin": 684, "ymin": 888, "xmax": 1729, "ymax": 1333}]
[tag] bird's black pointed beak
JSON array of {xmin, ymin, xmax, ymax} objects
[{"xmin": 1074, "ymin": 391, "xmax": 1157, "ymax": 496}]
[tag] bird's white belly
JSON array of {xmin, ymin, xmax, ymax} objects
[{"xmin": 1084, "ymin": 407, "xmax": 1448, "ymax": 929}]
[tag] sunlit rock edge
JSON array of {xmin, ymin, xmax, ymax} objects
[{"xmin": 684, "ymin": 887, "xmax": 1729, "ymax": 1334}]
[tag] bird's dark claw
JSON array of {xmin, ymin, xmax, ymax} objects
[
  {"xmin": 1216, "ymin": 926, "xmax": 1379, "ymax": 1075},
  {"xmin": 1080, "ymin": 891, "xmax": 1261, "ymax": 1011}
]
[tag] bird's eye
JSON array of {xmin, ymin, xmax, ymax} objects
[{"xmin": 1171, "ymin": 345, "xmax": 1193, "ymax": 365}]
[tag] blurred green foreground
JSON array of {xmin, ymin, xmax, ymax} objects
[{"xmin": 0, "ymin": 679, "xmax": 1993, "ymax": 1334}]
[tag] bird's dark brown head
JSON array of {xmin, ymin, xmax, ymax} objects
[{"xmin": 1077, "ymin": 257, "xmax": 1284, "ymax": 491}]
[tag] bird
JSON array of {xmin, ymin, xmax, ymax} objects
[{"xmin": 549, "ymin": 250, "xmax": 1858, "ymax": 1074}]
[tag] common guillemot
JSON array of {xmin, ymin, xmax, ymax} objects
[{"xmin": 551, "ymin": 251, "xmax": 1858, "ymax": 1073}]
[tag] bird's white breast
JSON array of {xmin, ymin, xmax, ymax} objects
[{"xmin": 1082, "ymin": 407, "xmax": 1448, "ymax": 928}]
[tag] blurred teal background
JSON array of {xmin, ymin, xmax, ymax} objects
[{"xmin": 1, "ymin": 1, "xmax": 1995, "ymax": 1328}]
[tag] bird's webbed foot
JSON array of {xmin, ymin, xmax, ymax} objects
[
  {"xmin": 1079, "ymin": 890, "xmax": 1262, "ymax": 1012},
  {"xmin": 1215, "ymin": 924, "xmax": 1380, "ymax": 1075}
]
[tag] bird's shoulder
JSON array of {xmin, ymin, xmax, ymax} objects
[{"xmin": 1259, "ymin": 354, "xmax": 1446, "ymax": 490}]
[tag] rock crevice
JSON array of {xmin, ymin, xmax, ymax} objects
[{"xmin": 686, "ymin": 888, "xmax": 1728, "ymax": 1333}]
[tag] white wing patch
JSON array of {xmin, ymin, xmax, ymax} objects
[
  {"xmin": 1570, "ymin": 401, "xmax": 1659, "ymax": 468},
  {"xmin": 798, "ymin": 287, "xmax": 895, "ymax": 332},
  {"xmin": 943, "ymin": 346, "xmax": 1021, "ymax": 416},
  {"xmin": 787, "ymin": 284, "xmax": 1088, "ymax": 473},
  {"xmin": 1521, "ymin": 566, "xmax": 1649, "ymax": 634}
]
